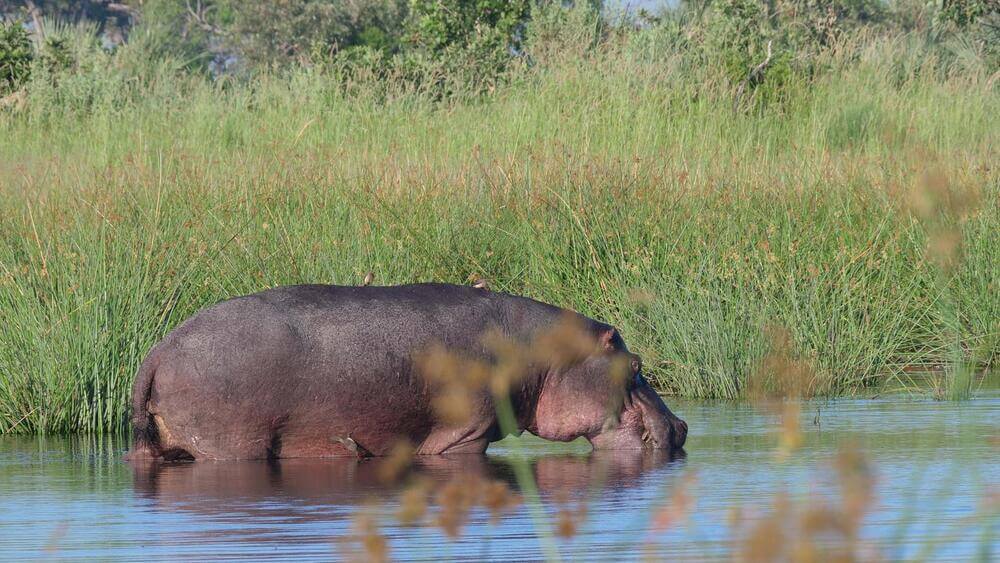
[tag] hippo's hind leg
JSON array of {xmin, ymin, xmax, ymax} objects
[
  {"xmin": 151, "ymin": 411, "xmax": 276, "ymax": 460},
  {"xmin": 151, "ymin": 414, "xmax": 194, "ymax": 461},
  {"xmin": 145, "ymin": 298, "xmax": 306, "ymax": 461},
  {"xmin": 148, "ymin": 361, "xmax": 276, "ymax": 461}
]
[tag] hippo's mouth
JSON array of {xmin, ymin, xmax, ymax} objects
[
  {"xmin": 632, "ymin": 380, "xmax": 687, "ymax": 450},
  {"xmin": 638, "ymin": 416, "xmax": 664, "ymax": 449},
  {"xmin": 591, "ymin": 378, "xmax": 687, "ymax": 451}
]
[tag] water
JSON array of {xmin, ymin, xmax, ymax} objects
[{"xmin": 1, "ymin": 395, "xmax": 996, "ymax": 561}]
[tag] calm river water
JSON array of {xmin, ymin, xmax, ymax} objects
[{"xmin": 1, "ymin": 395, "xmax": 996, "ymax": 561}]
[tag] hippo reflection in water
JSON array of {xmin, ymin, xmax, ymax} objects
[
  {"xmin": 127, "ymin": 283, "xmax": 687, "ymax": 461},
  {"xmin": 130, "ymin": 449, "xmax": 685, "ymax": 509}
]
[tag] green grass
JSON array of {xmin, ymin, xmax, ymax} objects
[{"xmin": 0, "ymin": 26, "xmax": 997, "ymax": 434}]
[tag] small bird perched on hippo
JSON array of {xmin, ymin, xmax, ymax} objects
[{"xmin": 127, "ymin": 283, "xmax": 687, "ymax": 461}]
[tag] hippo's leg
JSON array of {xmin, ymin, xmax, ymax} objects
[
  {"xmin": 417, "ymin": 419, "xmax": 498, "ymax": 455},
  {"xmin": 150, "ymin": 411, "xmax": 274, "ymax": 460},
  {"xmin": 148, "ymin": 362, "xmax": 277, "ymax": 460}
]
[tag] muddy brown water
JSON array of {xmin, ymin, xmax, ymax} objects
[{"xmin": 1, "ymin": 394, "xmax": 996, "ymax": 561}]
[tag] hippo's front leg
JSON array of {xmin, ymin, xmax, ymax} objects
[{"xmin": 416, "ymin": 418, "xmax": 500, "ymax": 454}]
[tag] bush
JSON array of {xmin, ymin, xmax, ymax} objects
[
  {"xmin": 779, "ymin": 0, "xmax": 887, "ymax": 47},
  {"xmin": 0, "ymin": 21, "xmax": 32, "ymax": 96},
  {"xmin": 694, "ymin": 0, "xmax": 797, "ymax": 112},
  {"xmin": 937, "ymin": 0, "xmax": 1000, "ymax": 71},
  {"xmin": 38, "ymin": 35, "xmax": 74, "ymax": 74},
  {"xmin": 939, "ymin": 0, "xmax": 994, "ymax": 26}
]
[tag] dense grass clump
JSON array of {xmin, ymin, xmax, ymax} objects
[{"xmin": 0, "ymin": 9, "xmax": 998, "ymax": 434}]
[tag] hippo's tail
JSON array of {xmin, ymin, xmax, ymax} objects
[{"xmin": 125, "ymin": 347, "xmax": 161, "ymax": 460}]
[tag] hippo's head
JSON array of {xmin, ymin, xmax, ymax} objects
[{"xmin": 531, "ymin": 328, "xmax": 687, "ymax": 451}]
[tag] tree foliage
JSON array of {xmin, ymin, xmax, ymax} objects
[
  {"xmin": 2, "ymin": 0, "xmax": 997, "ymax": 104},
  {"xmin": 407, "ymin": 0, "xmax": 530, "ymax": 53},
  {"xmin": 939, "ymin": 0, "xmax": 997, "ymax": 26},
  {"xmin": 223, "ymin": 0, "xmax": 408, "ymax": 67}
]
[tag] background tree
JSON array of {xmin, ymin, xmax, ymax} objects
[
  {"xmin": 221, "ymin": 0, "xmax": 407, "ymax": 67},
  {"xmin": 407, "ymin": 0, "xmax": 530, "ymax": 53}
]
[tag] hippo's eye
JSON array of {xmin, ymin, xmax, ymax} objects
[{"xmin": 626, "ymin": 367, "xmax": 643, "ymax": 391}]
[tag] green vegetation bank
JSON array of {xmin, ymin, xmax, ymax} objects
[{"xmin": 0, "ymin": 0, "xmax": 997, "ymax": 434}]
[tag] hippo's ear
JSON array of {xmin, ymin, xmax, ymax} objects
[
  {"xmin": 598, "ymin": 328, "xmax": 619, "ymax": 351},
  {"xmin": 630, "ymin": 355, "xmax": 642, "ymax": 374}
]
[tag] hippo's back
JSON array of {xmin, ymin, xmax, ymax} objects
[{"xmin": 167, "ymin": 283, "xmax": 514, "ymax": 358}]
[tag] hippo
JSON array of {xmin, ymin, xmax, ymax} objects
[{"xmin": 127, "ymin": 283, "xmax": 687, "ymax": 461}]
